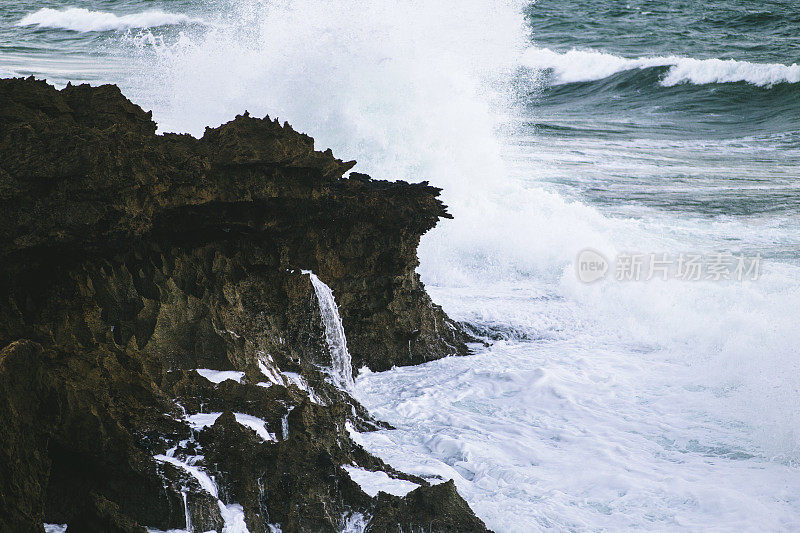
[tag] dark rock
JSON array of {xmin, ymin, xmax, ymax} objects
[
  {"xmin": 367, "ymin": 481, "xmax": 490, "ymax": 532},
  {"xmin": 66, "ymin": 492, "xmax": 147, "ymax": 533},
  {"xmin": 0, "ymin": 78, "xmax": 485, "ymax": 533},
  {"xmin": 0, "ymin": 340, "xmax": 55, "ymax": 533}
]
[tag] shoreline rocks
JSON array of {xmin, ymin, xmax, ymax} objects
[{"xmin": 0, "ymin": 78, "xmax": 484, "ymax": 533}]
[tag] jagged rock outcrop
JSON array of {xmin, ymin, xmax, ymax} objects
[{"xmin": 0, "ymin": 78, "xmax": 482, "ymax": 533}]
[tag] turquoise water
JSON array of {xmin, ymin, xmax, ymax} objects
[{"xmin": 4, "ymin": 1, "xmax": 800, "ymax": 530}]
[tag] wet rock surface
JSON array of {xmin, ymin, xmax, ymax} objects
[{"xmin": 0, "ymin": 78, "xmax": 484, "ymax": 533}]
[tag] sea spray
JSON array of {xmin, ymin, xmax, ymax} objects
[
  {"xmin": 115, "ymin": 0, "xmax": 800, "ymax": 527},
  {"xmin": 304, "ymin": 271, "xmax": 355, "ymax": 390}
]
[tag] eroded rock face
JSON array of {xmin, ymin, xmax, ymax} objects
[{"xmin": 0, "ymin": 78, "xmax": 483, "ymax": 533}]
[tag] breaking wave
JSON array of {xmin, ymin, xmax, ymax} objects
[
  {"xmin": 117, "ymin": 0, "xmax": 800, "ymax": 527},
  {"xmin": 522, "ymin": 47, "xmax": 800, "ymax": 87},
  {"xmin": 17, "ymin": 7, "xmax": 207, "ymax": 33}
]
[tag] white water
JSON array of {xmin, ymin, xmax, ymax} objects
[
  {"xmin": 195, "ymin": 368, "xmax": 245, "ymax": 384},
  {"xmin": 17, "ymin": 8, "xmax": 206, "ymax": 33},
  {"xmin": 181, "ymin": 491, "xmax": 191, "ymax": 533},
  {"xmin": 521, "ymin": 47, "xmax": 800, "ymax": 87},
  {"xmin": 154, "ymin": 454, "xmax": 251, "ymax": 533},
  {"xmin": 341, "ymin": 465, "xmax": 419, "ymax": 497},
  {"xmin": 281, "ymin": 408, "xmax": 292, "ymax": 441},
  {"xmin": 340, "ymin": 513, "xmax": 368, "ymax": 533},
  {"xmin": 352, "ymin": 340, "xmax": 800, "ymax": 531},
  {"xmin": 305, "ymin": 272, "xmax": 355, "ymax": 390},
  {"xmin": 185, "ymin": 412, "xmax": 277, "ymax": 442},
  {"xmin": 119, "ymin": 0, "xmax": 800, "ymax": 529}
]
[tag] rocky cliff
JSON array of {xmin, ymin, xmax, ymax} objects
[{"xmin": 0, "ymin": 78, "xmax": 483, "ymax": 533}]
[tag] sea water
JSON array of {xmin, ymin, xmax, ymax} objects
[{"xmin": 4, "ymin": 0, "xmax": 800, "ymax": 530}]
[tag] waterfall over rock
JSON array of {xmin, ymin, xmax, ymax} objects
[{"xmin": 305, "ymin": 271, "xmax": 355, "ymax": 390}]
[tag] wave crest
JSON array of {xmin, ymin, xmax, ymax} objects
[
  {"xmin": 522, "ymin": 47, "xmax": 800, "ymax": 87},
  {"xmin": 17, "ymin": 7, "xmax": 206, "ymax": 33}
]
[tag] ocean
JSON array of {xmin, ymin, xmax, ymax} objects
[{"xmin": 3, "ymin": 0, "xmax": 800, "ymax": 530}]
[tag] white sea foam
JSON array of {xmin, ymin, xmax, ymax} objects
[
  {"xmin": 125, "ymin": 0, "xmax": 800, "ymax": 529},
  {"xmin": 521, "ymin": 47, "xmax": 800, "ymax": 86},
  {"xmin": 257, "ymin": 353, "xmax": 284, "ymax": 385},
  {"xmin": 185, "ymin": 411, "xmax": 223, "ymax": 430},
  {"xmin": 282, "ymin": 371, "xmax": 323, "ymax": 404},
  {"xmin": 341, "ymin": 465, "xmax": 419, "ymax": 497},
  {"xmin": 195, "ymin": 368, "xmax": 244, "ymax": 384},
  {"xmin": 155, "ymin": 454, "xmax": 218, "ymax": 497},
  {"xmin": 340, "ymin": 512, "xmax": 368, "ymax": 533},
  {"xmin": 186, "ymin": 412, "xmax": 276, "ymax": 441},
  {"xmin": 354, "ymin": 340, "xmax": 800, "ymax": 532},
  {"xmin": 18, "ymin": 7, "xmax": 206, "ymax": 33},
  {"xmin": 231, "ymin": 413, "xmax": 277, "ymax": 442}
]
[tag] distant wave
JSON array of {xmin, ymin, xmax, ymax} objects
[
  {"xmin": 17, "ymin": 7, "xmax": 207, "ymax": 33},
  {"xmin": 522, "ymin": 47, "xmax": 800, "ymax": 87}
]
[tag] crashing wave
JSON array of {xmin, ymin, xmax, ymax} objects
[
  {"xmin": 522, "ymin": 47, "xmax": 800, "ymax": 87},
  {"xmin": 17, "ymin": 7, "xmax": 207, "ymax": 33}
]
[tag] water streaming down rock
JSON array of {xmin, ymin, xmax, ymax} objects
[
  {"xmin": 305, "ymin": 271, "xmax": 355, "ymax": 390},
  {"xmin": 154, "ymin": 454, "xmax": 250, "ymax": 533},
  {"xmin": 181, "ymin": 491, "xmax": 191, "ymax": 533}
]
